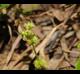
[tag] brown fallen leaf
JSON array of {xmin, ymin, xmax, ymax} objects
[
  {"xmin": 47, "ymin": 55, "xmax": 64, "ymax": 70},
  {"xmin": 53, "ymin": 9, "xmax": 65, "ymax": 21},
  {"xmin": 69, "ymin": 48, "xmax": 80, "ymax": 58},
  {"xmin": 72, "ymin": 23, "xmax": 80, "ymax": 31},
  {"xmin": 60, "ymin": 37, "xmax": 70, "ymax": 61},
  {"xmin": 64, "ymin": 4, "xmax": 76, "ymax": 19},
  {"xmin": 60, "ymin": 37, "xmax": 70, "ymax": 53},
  {"xmin": 58, "ymin": 60, "xmax": 71, "ymax": 69}
]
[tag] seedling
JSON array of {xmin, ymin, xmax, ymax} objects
[
  {"xmin": 33, "ymin": 57, "xmax": 48, "ymax": 70},
  {"xmin": 20, "ymin": 21, "xmax": 39, "ymax": 46},
  {"xmin": 20, "ymin": 21, "xmax": 48, "ymax": 70},
  {"xmin": 19, "ymin": 21, "xmax": 48, "ymax": 70},
  {"xmin": 24, "ymin": 21, "xmax": 35, "ymax": 30},
  {"xmin": 19, "ymin": 21, "xmax": 39, "ymax": 56}
]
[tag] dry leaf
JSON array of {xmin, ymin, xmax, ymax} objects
[
  {"xmin": 59, "ymin": 60, "xmax": 70, "ymax": 68},
  {"xmin": 53, "ymin": 9, "xmax": 64, "ymax": 21},
  {"xmin": 47, "ymin": 55, "xmax": 64, "ymax": 70}
]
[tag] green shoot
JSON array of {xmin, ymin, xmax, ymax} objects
[
  {"xmin": 27, "ymin": 35, "xmax": 39, "ymax": 46},
  {"xmin": 19, "ymin": 21, "xmax": 47, "ymax": 70},
  {"xmin": 20, "ymin": 21, "xmax": 39, "ymax": 46},
  {"xmin": 24, "ymin": 21, "xmax": 35, "ymax": 30}
]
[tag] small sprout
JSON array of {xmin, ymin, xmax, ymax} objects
[
  {"xmin": 75, "ymin": 58, "xmax": 80, "ymax": 70},
  {"xmin": 76, "ymin": 41, "xmax": 80, "ymax": 49},
  {"xmin": 24, "ymin": 21, "xmax": 35, "ymax": 30},
  {"xmin": 34, "ymin": 57, "xmax": 48, "ymax": 70},
  {"xmin": 20, "ymin": 21, "xmax": 39, "ymax": 46},
  {"xmin": 27, "ymin": 36, "xmax": 39, "ymax": 46}
]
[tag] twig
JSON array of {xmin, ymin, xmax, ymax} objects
[
  {"xmin": 29, "ymin": 23, "xmax": 64, "ymax": 59},
  {"xmin": 5, "ymin": 35, "xmax": 22, "ymax": 65},
  {"xmin": 8, "ymin": 25, "xmax": 12, "ymax": 40}
]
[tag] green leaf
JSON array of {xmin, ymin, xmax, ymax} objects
[{"xmin": 75, "ymin": 58, "xmax": 80, "ymax": 70}]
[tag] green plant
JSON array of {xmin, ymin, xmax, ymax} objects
[
  {"xmin": 75, "ymin": 58, "xmax": 80, "ymax": 70},
  {"xmin": 27, "ymin": 35, "xmax": 39, "ymax": 46},
  {"xmin": 20, "ymin": 21, "xmax": 48, "ymax": 70},
  {"xmin": 76, "ymin": 41, "xmax": 80, "ymax": 49},
  {"xmin": 0, "ymin": 4, "xmax": 10, "ymax": 9},
  {"xmin": 24, "ymin": 22, "xmax": 35, "ymax": 30},
  {"xmin": 33, "ymin": 57, "xmax": 48, "ymax": 70},
  {"xmin": 20, "ymin": 21, "xmax": 39, "ymax": 46}
]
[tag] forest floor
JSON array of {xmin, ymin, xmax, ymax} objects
[{"xmin": 0, "ymin": 4, "xmax": 80, "ymax": 70}]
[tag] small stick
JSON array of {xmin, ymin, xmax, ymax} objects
[
  {"xmin": 5, "ymin": 35, "xmax": 22, "ymax": 65},
  {"xmin": 8, "ymin": 47, "xmax": 32, "ymax": 68},
  {"xmin": 29, "ymin": 23, "xmax": 64, "ymax": 59}
]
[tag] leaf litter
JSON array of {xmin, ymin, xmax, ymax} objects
[{"xmin": 0, "ymin": 4, "xmax": 80, "ymax": 70}]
